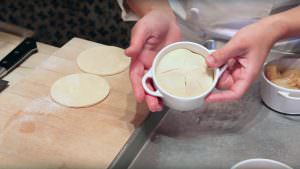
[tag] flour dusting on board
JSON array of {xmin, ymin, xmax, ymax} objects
[
  {"xmin": 40, "ymin": 56, "xmax": 62, "ymax": 71},
  {"xmin": 23, "ymin": 96, "xmax": 61, "ymax": 114}
]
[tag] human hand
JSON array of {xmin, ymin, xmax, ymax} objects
[
  {"xmin": 125, "ymin": 10, "xmax": 181, "ymax": 112},
  {"xmin": 205, "ymin": 20, "xmax": 283, "ymax": 102}
]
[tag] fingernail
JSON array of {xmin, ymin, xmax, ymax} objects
[
  {"xmin": 206, "ymin": 55, "xmax": 215, "ymax": 64},
  {"xmin": 125, "ymin": 47, "xmax": 135, "ymax": 56},
  {"xmin": 150, "ymin": 106, "xmax": 162, "ymax": 112},
  {"xmin": 150, "ymin": 108, "xmax": 156, "ymax": 113},
  {"xmin": 156, "ymin": 106, "xmax": 163, "ymax": 112}
]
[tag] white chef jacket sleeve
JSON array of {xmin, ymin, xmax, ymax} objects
[
  {"xmin": 116, "ymin": 0, "xmax": 139, "ymax": 21},
  {"xmin": 167, "ymin": 0, "xmax": 204, "ymax": 42}
]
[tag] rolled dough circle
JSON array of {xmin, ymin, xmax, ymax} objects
[
  {"xmin": 51, "ymin": 73, "xmax": 110, "ymax": 108},
  {"xmin": 77, "ymin": 46, "xmax": 130, "ymax": 76}
]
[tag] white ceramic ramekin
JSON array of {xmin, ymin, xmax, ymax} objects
[
  {"xmin": 261, "ymin": 57, "xmax": 300, "ymax": 115},
  {"xmin": 142, "ymin": 41, "xmax": 226, "ymax": 111}
]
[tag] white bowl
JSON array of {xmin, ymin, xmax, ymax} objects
[
  {"xmin": 231, "ymin": 158, "xmax": 292, "ymax": 169},
  {"xmin": 142, "ymin": 41, "xmax": 226, "ymax": 111},
  {"xmin": 261, "ymin": 57, "xmax": 300, "ymax": 115}
]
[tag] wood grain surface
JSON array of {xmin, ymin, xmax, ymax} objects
[{"xmin": 0, "ymin": 37, "xmax": 149, "ymax": 169}]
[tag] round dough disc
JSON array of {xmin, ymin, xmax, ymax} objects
[
  {"xmin": 51, "ymin": 73, "xmax": 110, "ymax": 108},
  {"xmin": 77, "ymin": 46, "xmax": 131, "ymax": 76}
]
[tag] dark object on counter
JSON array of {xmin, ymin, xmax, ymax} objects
[
  {"xmin": 0, "ymin": 80, "xmax": 8, "ymax": 93},
  {"xmin": 0, "ymin": 38, "xmax": 38, "ymax": 79}
]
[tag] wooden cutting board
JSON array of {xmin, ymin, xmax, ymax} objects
[{"xmin": 0, "ymin": 38, "xmax": 149, "ymax": 169}]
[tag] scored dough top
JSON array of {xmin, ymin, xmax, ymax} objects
[
  {"xmin": 156, "ymin": 49, "xmax": 214, "ymax": 97},
  {"xmin": 77, "ymin": 46, "xmax": 131, "ymax": 76}
]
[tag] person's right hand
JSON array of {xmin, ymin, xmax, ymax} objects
[
  {"xmin": 205, "ymin": 18, "xmax": 284, "ymax": 103},
  {"xmin": 125, "ymin": 10, "xmax": 181, "ymax": 112}
]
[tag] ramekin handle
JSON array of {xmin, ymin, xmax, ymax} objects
[
  {"xmin": 142, "ymin": 69, "xmax": 163, "ymax": 97},
  {"xmin": 278, "ymin": 91, "xmax": 300, "ymax": 101}
]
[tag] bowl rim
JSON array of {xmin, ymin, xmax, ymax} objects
[
  {"xmin": 151, "ymin": 41, "xmax": 219, "ymax": 100},
  {"xmin": 231, "ymin": 158, "xmax": 292, "ymax": 169}
]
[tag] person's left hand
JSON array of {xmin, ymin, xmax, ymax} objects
[
  {"xmin": 205, "ymin": 19, "xmax": 283, "ymax": 102},
  {"xmin": 125, "ymin": 10, "xmax": 181, "ymax": 112}
]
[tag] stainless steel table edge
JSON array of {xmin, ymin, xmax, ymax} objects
[{"xmin": 108, "ymin": 109, "xmax": 168, "ymax": 169}]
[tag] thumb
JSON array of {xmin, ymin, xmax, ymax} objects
[
  {"xmin": 125, "ymin": 23, "xmax": 151, "ymax": 58},
  {"xmin": 206, "ymin": 41, "xmax": 244, "ymax": 68}
]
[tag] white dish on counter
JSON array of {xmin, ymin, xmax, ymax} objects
[{"xmin": 261, "ymin": 57, "xmax": 300, "ymax": 115}]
